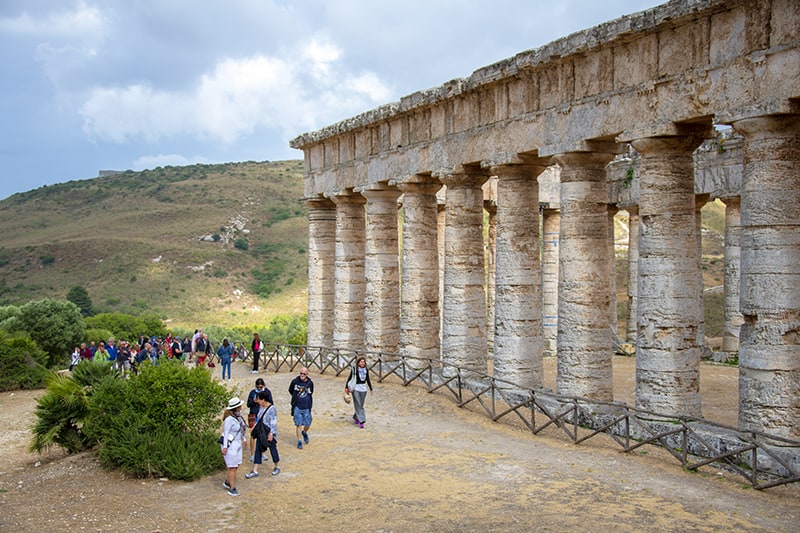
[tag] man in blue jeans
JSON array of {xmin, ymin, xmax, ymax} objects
[{"xmin": 288, "ymin": 367, "xmax": 314, "ymax": 449}]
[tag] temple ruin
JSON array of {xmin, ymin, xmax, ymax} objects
[{"xmin": 290, "ymin": 0, "xmax": 800, "ymax": 440}]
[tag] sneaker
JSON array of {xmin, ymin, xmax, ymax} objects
[
  {"xmin": 223, "ymin": 480, "xmax": 232, "ymax": 490},
  {"xmin": 250, "ymin": 370, "xmax": 257, "ymax": 374},
  {"xmin": 245, "ymin": 471, "xmax": 259, "ymax": 479},
  {"xmin": 302, "ymin": 430, "xmax": 309, "ymax": 444},
  {"xmin": 353, "ymin": 419, "xmax": 360, "ymax": 426},
  {"xmin": 271, "ymin": 467, "xmax": 280, "ymax": 476},
  {"xmin": 359, "ymin": 422, "xmax": 365, "ymax": 429},
  {"xmin": 297, "ymin": 440, "xmax": 303, "ymax": 449},
  {"xmin": 227, "ymin": 487, "xmax": 239, "ymax": 496}
]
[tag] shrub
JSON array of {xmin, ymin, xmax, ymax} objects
[
  {"xmin": 85, "ymin": 361, "xmax": 229, "ymax": 480},
  {"xmin": 0, "ymin": 332, "xmax": 50, "ymax": 391},
  {"xmin": 234, "ymin": 238, "xmax": 249, "ymax": 251},
  {"xmin": 86, "ymin": 312, "xmax": 167, "ymax": 342},
  {"xmin": 15, "ymin": 299, "xmax": 85, "ymax": 367}
]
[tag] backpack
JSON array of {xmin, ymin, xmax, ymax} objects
[
  {"xmin": 196, "ymin": 337, "xmax": 206, "ymax": 352},
  {"xmin": 251, "ymin": 417, "xmax": 271, "ymax": 452}
]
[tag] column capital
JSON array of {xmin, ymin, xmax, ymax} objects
[
  {"xmin": 303, "ymin": 195, "xmax": 336, "ymax": 210},
  {"xmin": 358, "ymin": 183, "xmax": 402, "ymax": 203},
  {"xmin": 630, "ymin": 135, "xmax": 707, "ymax": 156},
  {"xmin": 486, "ymin": 162, "xmax": 549, "ymax": 181},
  {"xmin": 329, "ymin": 188, "xmax": 367, "ymax": 206},
  {"xmin": 732, "ymin": 114, "xmax": 800, "ymax": 139},
  {"xmin": 434, "ymin": 166, "xmax": 488, "ymax": 188}
]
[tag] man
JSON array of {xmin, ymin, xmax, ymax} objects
[
  {"xmin": 106, "ymin": 337, "xmax": 118, "ymax": 367},
  {"xmin": 288, "ymin": 367, "xmax": 314, "ymax": 449}
]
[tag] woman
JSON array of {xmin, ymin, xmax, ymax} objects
[
  {"xmin": 93, "ymin": 341, "xmax": 109, "ymax": 363},
  {"xmin": 345, "ymin": 357, "xmax": 373, "ymax": 428},
  {"xmin": 220, "ymin": 397, "xmax": 248, "ymax": 496},
  {"xmin": 217, "ymin": 338, "xmax": 234, "ymax": 382},
  {"xmin": 250, "ymin": 332, "xmax": 263, "ymax": 374},
  {"xmin": 245, "ymin": 390, "xmax": 280, "ymax": 479}
]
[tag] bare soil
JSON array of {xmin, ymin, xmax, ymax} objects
[{"xmin": 1, "ymin": 357, "xmax": 798, "ymax": 532}]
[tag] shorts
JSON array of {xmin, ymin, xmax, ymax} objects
[
  {"xmin": 293, "ymin": 408, "xmax": 312, "ymax": 427},
  {"xmin": 248, "ymin": 413, "xmax": 256, "ymax": 428}
]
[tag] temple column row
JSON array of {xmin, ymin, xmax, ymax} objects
[{"xmin": 303, "ymin": 112, "xmax": 798, "ymax": 436}]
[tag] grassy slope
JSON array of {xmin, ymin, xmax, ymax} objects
[
  {"xmin": 0, "ymin": 160, "xmax": 726, "ymax": 335},
  {"xmin": 0, "ymin": 160, "xmax": 308, "ymax": 329}
]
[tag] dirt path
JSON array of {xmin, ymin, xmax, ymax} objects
[{"xmin": 1, "ymin": 358, "xmax": 798, "ymax": 532}]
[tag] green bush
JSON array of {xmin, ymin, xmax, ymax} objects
[
  {"xmin": 84, "ymin": 361, "xmax": 230, "ymax": 480},
  {"xmin": 14, "ymin": 299, "xmax": 85, "ymax": 367},
  {"xmin": 0, "ymin": 332, "xmax": 50, "ymax": 391},
  {"xmin": 86, "ymin": 312, "xmax": 167, "ymax": 342},
  {"xmin": 85, "ymin": 327, "xmax": 115, "ymax": 346}
]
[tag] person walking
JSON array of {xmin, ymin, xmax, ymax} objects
[
  {"xmin": 288, "ymin": 367, "xmax": 314, "ymax": 449},
  {"xmin": 246, "ymin": 378, "xmax": 272, "ymax": 459},
  {"xmin": 345, "ymin": 356, "xmax": 373, "ymax": 428},
  {"xmin": 221, "ymin": 397, "xmax": 248, "ymax": 497},
  {"xmin": 251, "ymin": 332, "xmax": 263, "ymax": 374},
  {"xmin": 245, "ymin": 390, "xmax": 280, "ymax": 479},
  {"xmin": 217, "ymin": 338, "xmax": 234, "ymax": 382}
]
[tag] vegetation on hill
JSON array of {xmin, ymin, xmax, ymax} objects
[{"xmin": 0, "ymin": 160, "xmax": 308, "ymax": 329}]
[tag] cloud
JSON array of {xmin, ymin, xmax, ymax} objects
[
  {"xmin": 0, "ymin": 1, "xmax": 105, "ymax": 38},
  {"xmin": 79, "ymin": 37, "xmax": 393, "ymax": 146}
]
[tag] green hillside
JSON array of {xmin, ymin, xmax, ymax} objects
[{"xmin": 0, "ymin": 160, "xmax": 309, "ymax": 329}]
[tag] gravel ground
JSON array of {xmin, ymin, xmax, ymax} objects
[{"xmin": 1, "ymin": 357, "xmax": 798, "ymax": 532}]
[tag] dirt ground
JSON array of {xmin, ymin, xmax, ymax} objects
[{"xmin": 1, "ymin": 356, "xmax": 799, "ymax": 533}]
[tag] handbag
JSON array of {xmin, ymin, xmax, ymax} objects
[
  {"xmin": 251, "ymin": 418, "xmax": 271, "ymax": 451},
  {"xmin": 343, "ymin": 390, "xmax": 352, "ymax": 404},
  {"xmin": 346, "ymin": 367, "xmax": 357, "ymax": 392}
]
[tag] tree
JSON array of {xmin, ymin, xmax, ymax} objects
[
  {"xmin": 66, "ymin": 285, "xmax": 94, "ymax": 317},
  {"xmin": 15, "ymin": 299, "xmax": 85, "ymax": 367}
]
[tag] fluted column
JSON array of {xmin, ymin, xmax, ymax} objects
[
  {"xmin": 331, "ymin": 191, "xmax": 367, "ymax": 352},
  {"xmin": 490, "ymin": 163, "xmax": 546, "ymax": 391},
  {"xmin": 625, "ymin": 207, "xmax": 640, "ymax": 343},
  {"xmin": 439, "ymin": 168, "xmax": 489, "ymax": 377},
  {"xmin": 396, "ymin": 180, "xmax": 442, "ymax": 364},
  {"xmin": 542, "ymin": 208, "xmax": 560, "ymax": 357},
  {"xmin": 732, "ymin": 114, "xmax": 800, "ymax": 438},
  {"xmin": 361, "ymin": 185, "xmax": 402, "ymax": 356},
  {"xmin": 305, "ymin": 197, "xmax": 336, "ymax": 348},
  {"xmin": 630, "ymin": 135, "xmax": 707, "ymax": 418},
  {"xmin": 553, "ymin": 152, "xmax": 616, "ymax": 401},
  {"xmin": 719, "ymin": 197, "xmax": 742, "ymax": 354}
]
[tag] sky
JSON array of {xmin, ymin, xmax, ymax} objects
[{"xmin": 0, "ymin": 0, "xmax": 664, "ymax": 201}]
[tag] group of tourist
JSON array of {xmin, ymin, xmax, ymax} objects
[
  {"xmin": 219, "ymin": 359, "xmax": 374, "ymax": 497},
  {"xmin": 68, "ymin": 331, "xmax": 253, "ymax": 378}
]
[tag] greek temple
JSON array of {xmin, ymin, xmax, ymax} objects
[{"xmin": 290, "ymin": 0, "xmax": 800, "ymax": 439}]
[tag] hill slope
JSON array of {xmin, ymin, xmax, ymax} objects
[{"xmin": 0, "ymin": 160, "xmax": 308, "ymax": 328}]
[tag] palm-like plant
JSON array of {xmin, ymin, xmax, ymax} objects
[{"xmin": 29, "ymin": 361, "xmax": 118, "ymax": 454}]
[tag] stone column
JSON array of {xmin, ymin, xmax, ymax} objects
[
  {"xmin": 553, "ymin": 152, "xmax": 616, "ymax": 401},
  {"xmin": 361, "ymin": 185, "xmax": 402, "ymax": 356},
  {"xmin": 732, "ymin": 114, "xmax": 800, "ymax": 438},
  {"xmin": 331, "ymin": 191, "xmax": 367, "ymax": 352},
  {"xmin": 305, "ymin": 197, "xmax": 336, "ymax": 348},
  {"xmin": 609, "ymin": 206, "xmax": 619, "ymax": 341},
  {"xmin": 719, "ymin": 197, "xmax": 743, "ymax": 355},
  {"xmin": 490, "ymin": 163, "xmax": 546, "ymax": 391},
  {"xmin": 542, "ymin": 208, "xmax": 560, "ymax": 357},
  {"xmin": 630, "ymin": 135, "xmax": 706, "ymax": 418},
  {"xmin": 625, "ymin": 207, "xmax": 640, "ymax": 343},
  {"xmin": 396, "ymin": 180, "xmax": 442, "ymax": 364},
  {"xmin": 485, "ymin": 202, "xmax": 497, "ymax": 355},
  {"xmin": 439, "ymin": 168, "xmax": 489, "ymax": 377}
]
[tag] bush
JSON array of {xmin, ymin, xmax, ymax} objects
[
  {"xmin": 85, "ymin": 361, "xmax": 230, "ymax": 480},
  {"xmin": 234, "ymin": 238, "xmax": 249, "ymax": 251},
  {"xmin": 0, "ymin": 332, "xmax": 50, "ymax": 391},
  {"xmin": 85, "ymin": 328, "xmax": 115, "ymax": 346},
  {"xmin": 15, "ymin": 299, "xmax": 85, "ymax": 367},
  {"xmin": 86, "ymin": 312, "xmax": 167, "ymax": 342}
]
